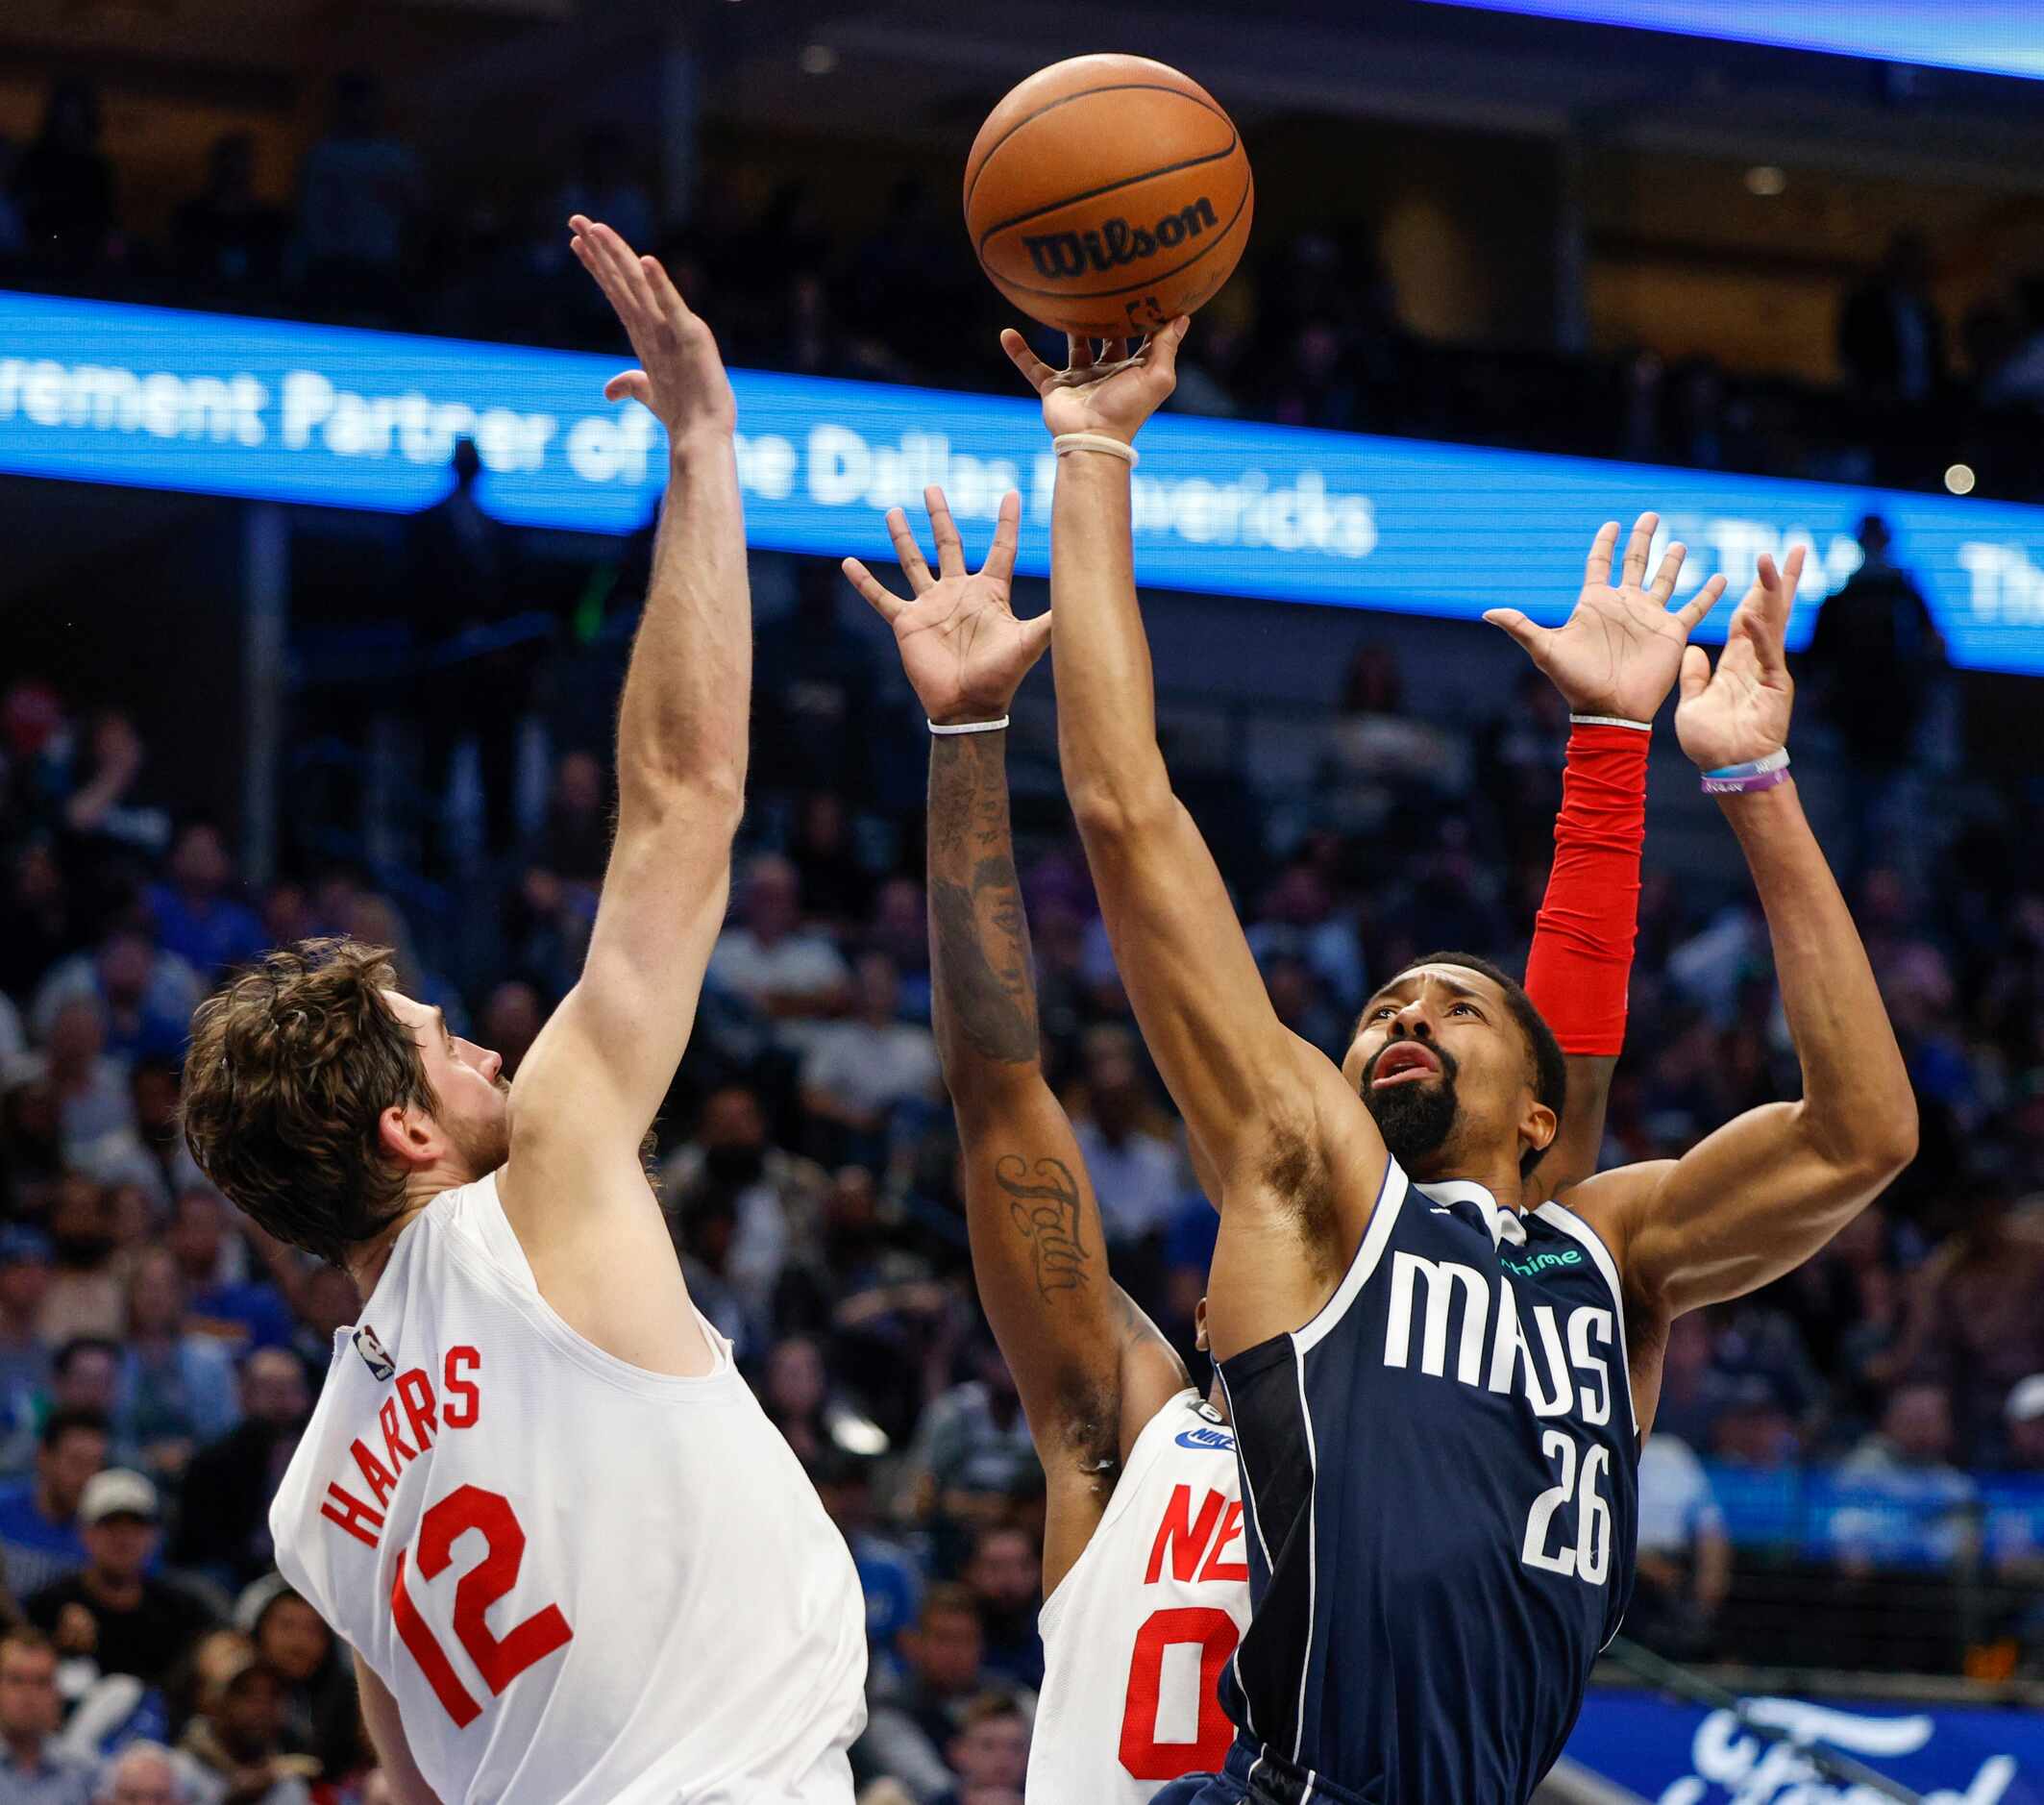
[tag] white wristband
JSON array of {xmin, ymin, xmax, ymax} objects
[
  {"xmin": 1052, "ymin": 432, "xmax": 1138, "ymax": 467},
  {"xmin": 1569, "ymin": 713, "xmax": 1653, "ymax": 732},
  {"xmin": 928, "ymin": 716, "xmax": 1010, "ymax": 736}
]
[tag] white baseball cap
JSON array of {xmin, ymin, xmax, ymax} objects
[
  {"xmin": 80, "ymin": 1468, "xmax": 160, "ymax": 1525},
  {"xmin": 2007, "ymin": 1374, "xmax": 2044, "ymax": 1425}
]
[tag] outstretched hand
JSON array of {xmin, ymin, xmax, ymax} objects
[
  {"xmin": 1001, "ymin": 320, "xmax": 1188, "ymax": 443},
  {"xmin": 1484, "ymin": 513, "xmax": 1728, "ymax": 725},
  {"xmin": 843, "ymin": 487, "xmax": 1048, "ymax": 726},
  {"xmin": 1675, "ymin": 545, "xmax": 1804, "ymax": 773},
  {"xmin": 568, "ymin": 214, "xmax": 735, "ymax": 439}
]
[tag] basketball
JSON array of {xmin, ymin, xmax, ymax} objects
[{"xmin": 964, "ymin": 54, "xmax": 1253, "ymax": 339}]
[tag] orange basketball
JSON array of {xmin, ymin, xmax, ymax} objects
[{"xmin": 965, "ymin": 54, "xmax": 1253, "ymax": 339}]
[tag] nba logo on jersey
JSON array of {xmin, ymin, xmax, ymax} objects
[{"xmin": 353, "ymin": 1323, "xmax": 396, "ymax": 1382}]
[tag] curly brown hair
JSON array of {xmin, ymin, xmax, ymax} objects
[{"xmin": 181, "ymin": 939, "xmax": 435, "ymax": 1266}]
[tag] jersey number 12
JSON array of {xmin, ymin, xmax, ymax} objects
[{"xmin": 391, "ymin": 1485, "xmax": 574, "ymax": 1727}]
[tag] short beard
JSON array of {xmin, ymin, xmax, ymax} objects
[{"xmin": 1361, "ymin": 1045, "xmax": 1462, "ymax": 1169}]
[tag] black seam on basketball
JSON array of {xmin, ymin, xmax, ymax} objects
[
  {"xmin": 973, "ymin": 131, "xmax": 1242, "ymax": 255},
  {"xmin": 981, "ymin": 175, "xmax": 1252, "ymax": 302},
  {"xmin": 963, "ymin": 81, "xmax": 1233, "ymax": 215}
]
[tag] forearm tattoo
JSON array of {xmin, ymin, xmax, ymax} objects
[
  {"xmin": 996, "ymin": 1153, "xmax": 1093, "ymax": 1298},
  {"xmin": 929, "ymin": 733, "xmax": 1039, "ymax": 1066}
]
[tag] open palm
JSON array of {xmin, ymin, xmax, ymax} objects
[
  {"xmin": 1485, "ymin": 514, "xmax": 1728, "ymax": 723},
  {"xmin": 1675, "ymin": 546, "xmax": 1804, "ymax": 772},
  {"xmin": 843, "ymin": 487, "xmax": 1048, "ymax": 726}
]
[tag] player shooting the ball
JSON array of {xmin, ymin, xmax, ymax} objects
[
  {"xmin": 995, "ymin": 318, "xmax": 1916, "ymax": 1805},
  {"xmin": 845, "ymin": 480, "xmax": 1687, "ymax": 1799}
]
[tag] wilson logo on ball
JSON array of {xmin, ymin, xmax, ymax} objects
[{"xmin": 1021, "ymin": 196, "xmax": 1220, "ymax": 281}]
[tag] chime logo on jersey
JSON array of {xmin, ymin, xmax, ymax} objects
[{"xmin": 353, "ymin": 1323, "xmax": 397, "ymax": 1382}]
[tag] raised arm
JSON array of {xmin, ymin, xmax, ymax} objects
[
  {"xmin": 844, "ymin": 489, "xmax": 1187, "ymax": 1594},
  {"xmin": 1001, "ymin": 328, "xmax": 1383, "ymax": 1344},
  {"xmin": 499, "ymin": 218, "xmax": 747, "ymax": 1368},
  {"xmin": 1490, "ymin": 514, "xmax": 1729, "ymax": 1201},
  {"xmin": 1570, "ymin": 549, "xmax": 1917, "ymax": 1325}
]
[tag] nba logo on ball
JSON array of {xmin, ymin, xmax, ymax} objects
[
  {"xmin": 966, "ymin": 54, "xmax": 1253, "ymax": 338},
  {"xmin": 354, "ymin": 1323, "xmax": 397, "ymax": 1382}
]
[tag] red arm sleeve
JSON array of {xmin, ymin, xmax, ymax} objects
[{"xmin": 1522, "ymin": 722, "xmax": 1650, "ymax": 1057}]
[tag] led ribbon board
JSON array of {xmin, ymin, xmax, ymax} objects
[
  {"xmin": 1416, "ymin": 1, "xmax": 2044, "ymax": 82},
  {"xmin": 6, "ymin": 289, "xmax": 2044, "ymax": 671}
]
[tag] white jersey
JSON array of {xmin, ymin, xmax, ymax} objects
[
  {"xmin": 271, "ymin": 1174, "xmax": 866, "ymax": 1805},
  {"xmin": 1029, "ymin": 1389, "xmax": 1252, "ymax": 1804}
]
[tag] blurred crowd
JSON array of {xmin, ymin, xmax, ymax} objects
[
  {"xmin": 8, "ymin": 61, "xmax": 2044, "ymax": 1805},
  {"xmin": 11, "ymin": 74, "xmax": 2044, "ymax": 501}
]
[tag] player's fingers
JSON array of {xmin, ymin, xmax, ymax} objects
[
  {"xmin": 1674, "ymin": 573, "xmax": 1729, "ymax": 633},
  {"xmin": 1583, "ymin": 520, "xmax": 1621, "ymax": 588},
  {"xmin": 579, "ymin": 221, "xmax": 650, "ymax": 316},
  {"xmin": 1481, "ymin": 607, "xmax": 1545, "ymax": 655},
  {"xmin": 841, "ymin": 557, "xmax": 903, "ymax": 623},
  {"xmin": 1102, "ymin": 337, "xmax": 1130, "ymax": 367},
  {"xmin": 1678, "ymin": 642, "xmax": 1711, "ymax": 704},
  {"xmin": 1647, "ymin": 540, "xmax": 1688, "ymax": 606},
  {"xmin": 640, "ymin": 253, "xmax": 697, "ymax": 324},
  {"xmin": 1068, "ymin": 334, "xmax": 1098, "ymax": 373},
  {"xmin": 1022, "ymin": 607, "xmax": 1054, "ymax": 663},
  {"xmin": 999, "ymin": 328, "xmax": 1056, "ymax": 393},
  {"xmin": 885, "ymin": 507, "xmax": 934, "ymax": 595},
  {"xmin": 1145, "ymin": 315, "xmax": 1189, "ymax": 386},
  {"xmin": 1622, "ymin": 511, "xmax": 1659, "ymax": 589},
  {"xmin": 603, "ymin": 370, "xmax": 652, "ymax": 408},
  {"xmin": 982, "ymin": 490, "xmax": 1022, "ymax": 587},
  {"xmin": 924, "ymin": 486, "xmax": 965, "ymax": 579}
]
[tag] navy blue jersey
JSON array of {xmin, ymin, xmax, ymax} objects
[{"xmin": 1215, "ymin": 1160, "xmax": 1639, "ymax": 1805}]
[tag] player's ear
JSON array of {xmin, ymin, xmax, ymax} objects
[
  {"xmin": 378, "ymin": 1100, "xmax": 439, "ymax": 1171},
  {"xmin": 1520, "ymin": 1097, "xmax": 1558, "ymax": 1163}
]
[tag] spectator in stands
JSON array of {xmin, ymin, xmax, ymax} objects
[
  {"xmin": 1630, "ymin": 1434, "xmax": 1731, "ymax": 1659},
  {"xmin": 800, "ymin": 953, "xmax": 941, "ymax": 1167},
  {"xmin": 528, "ymin": 751, "xmax": 608, "ymax": 890},
  {"xmin": 23, "ymin": 1470, "xmax": 211, "ymax": 1690},
  {"xmin": 128, "ymin": 1058, "xmax": 199, "ymax": 1207},
  {"xmin": 936, "ymin": 1690, "xmax": 1030, "ymax": 1805},
  {"xmin": 1066, "ymin": 1026, "xmax": 1188, "ymax": 1248},
  {"xmin": 33, "ymin": 931, "xmax": 199, "ymax": 1071},
  {"xmin": 788, "ymin": 792, "xmax": 874, "ymax": 932},
  {"xmin": 408, "ymin": 439, "xmax": 530, "ymax": 859},
  {"xmin": 97, "ymin": 1741, "xmax": 185, "ymax": 1805},
  {"xmin": 236, "ymin": 1576, "xmax": 352, "ymax": 1777},
  {"xmin": 1876, "ymin": 1182, "xmax": 2044, "ymax": 1459},
  {"xmin": 1838, "ymin": 231, "xmax": 1946, "ymax": 406},
  {"xmin": 27, "ymin": 1008, "xmax": 135, "ymax": 1178},
  {"xmin": 709, "ymin": 854, "xmax": 852, "ymax": 1034},
  {"xmin": 0, "ymin": 1230, "xmax": 53, "ymax": 1474},
  {"xmin": 146, "ymin": 824, "xmax": 264, "ymax": 984},
  {"xmin": 117, "ymin": 1249, "xmax": 239, "ymax": 1481},
  {"xmin": 902, "ymin": 1337, "xmax": 1035, "ymax": 1527},
  {"xmin": 1805, "ymin": 516, "xmax": 1944, "ymax": 871},
  {"xmin": 289, "ymin": 72, "xmax": 421, "ymax": 320},
  {"xmin": 166, "ymin": 1189, "xmax": 292, "ymax": 1354},
  {"xmin": 863, "ymin": 878, "xmax": 934, "ymax": 1023},
  {"xmin": 0, "ymin": 1409, "xmax": 109, "ymax": 1598},
  {"xmin": 40, "ymin": 1186, "xmax": 123, "ymax": 1343},
  {"xmin": 175, "ymin": 130, "xmax": 288, "ymax": 291},
  {"xmin": 860, "ymin": 1585, "xmax": 992, "ymax": 1803},
  {"xmin": 9, "ymin": 80, "xmax": 114, "ymax": 273},
  {"xmin": 0, "ymin": 841, "xmax": 75, "ymax": 1011},
  {"xmin": 0, "ymin": 1625, "xmax": 94, "ymax": 1804},
  {"xmin": 1836, "ymin": 1381, "xmax": 1979, "ymax": 1569},
  {"xmin": 170, "ymin": 1350, "xmax": 308, "ymax": 1592},
  {"xmin": 755, "ymin": 562, "xmax": 882, "ymax": 794},
  {"xmin": 963, "ymin": 1526, "xmax": 1042, "ymax": 1691},
  {"xmin": 476, "ymin": 981, "xmax": 544, "ymax": 1081},
  {"xmin": 810, "ymin": 1448, "xmax": 923, "ymax": 1677},
  {"xmin": 663, "ymin": 1084, "xmax": 828, "ymax": 1329},
  {"xmin": 175, "ymin": 1644, "xmax": 315, "ymax": 1805},
  {"xmin": 1245, "ymin": 862, "xmax": 1365, "ymax": 1015}
]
